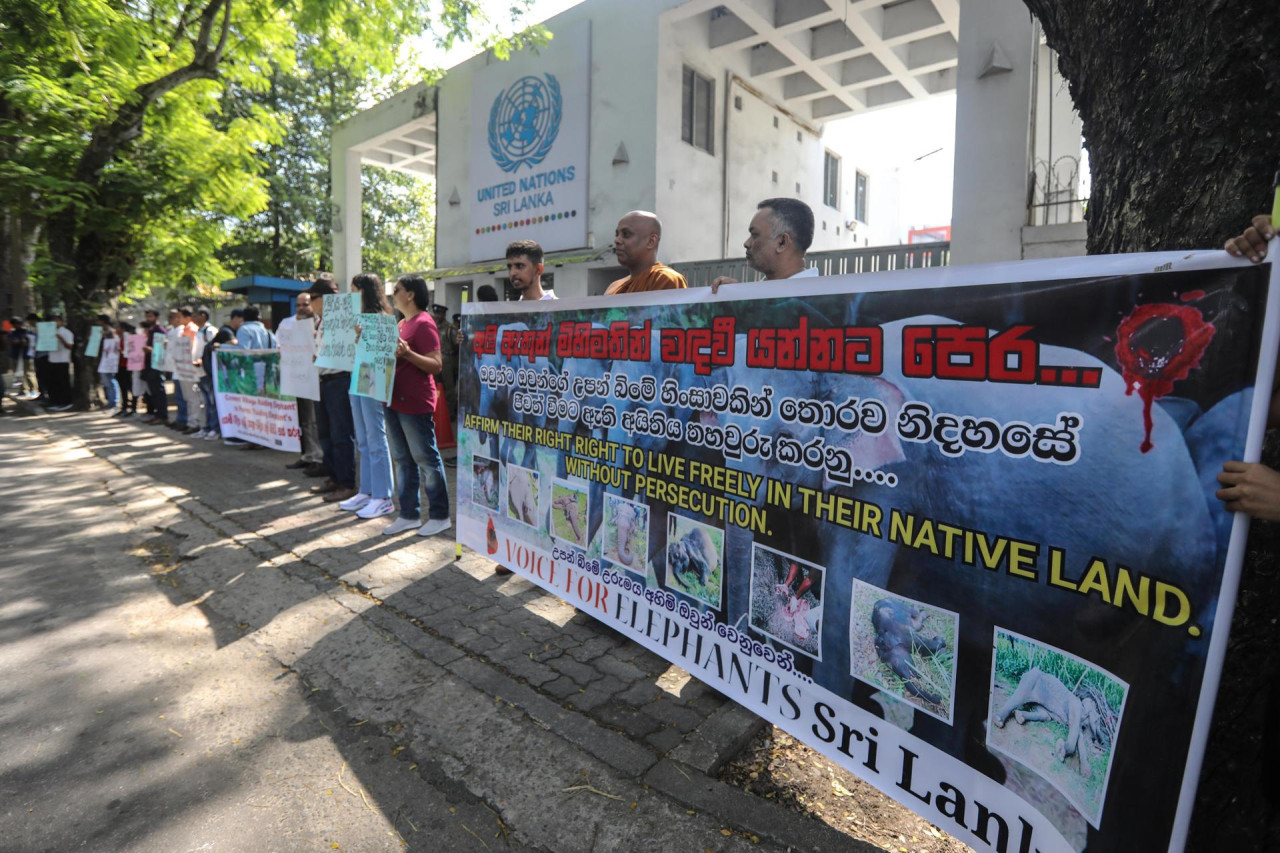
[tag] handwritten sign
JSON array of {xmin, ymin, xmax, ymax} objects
[
  {"xmin": 150, "ymin": 336, "xmax": 167, "ymax": 371},
  {"xmin": 35, "ymin": 322, "xmax": 57, "ymax": 352},
  {"xmin": 349, "ymin": 313, "xmax": 398, "ymax": 405},
  {"xmin": 85, "ymin": 326, "xmax": 103, "ymax": 358},
  {"xmin": 314, "ymin": 293, "xmax": 360, "ymax": 371},
  {"xmin": 124, "ymin": 333, "xmax": 146, "ymax": 371},
  {"xmin": 278, "ymin": 317, "xmax": 320, "ymax": 400}
]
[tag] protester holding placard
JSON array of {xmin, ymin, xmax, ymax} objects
[
  {"xmin": 199, "ymin": 308, "xmax": 240, "ymax": 441},
  {"xmin": 44, "ymin": 314, "xmax": 74, "ymax": 411},
  {"xmin": 344, "ymin": 273, "xmax": 396, "ymax": 519},
  {"xmin": 276, "ymin": 294, "xmax": 323, "ymax": 464},
  {"xmin": 113, "ymin": 322, "xmax": 138, "ymax": 417},
  {"xmin": 164, "ymin": 308, "xmax": 196, "ymax": 431},
  {"xmin": 25, "ymin": 313, "xmax": 47, "ymax": 403},
  {"xmin": 96, "ymin": 320, "xmax": 120, "ymax": 412},
  {"xmin": 307, "ymin": 278, "xmax": 358, "ymax": 502},
  {"xmin": 381, "ymin": 274, "xmax": 450, "ymax": 538},
  {"xmin": 141, "ymin": 311, "xmax": 167, "ymax": 423}
]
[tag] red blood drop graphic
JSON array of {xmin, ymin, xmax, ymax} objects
[
  {"xmin": 1179, "ymin": 289, "xmax": 1206, "ymax": 303},
  {"xmin": 1114, "ymin": 303, "xmax": 1215, "ymax": 453},
  {"xmin": 486, "ymin": 517, "xmax": 498, "ymax": 554}
]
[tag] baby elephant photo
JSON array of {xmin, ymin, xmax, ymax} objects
[
  {"xmin": 872, "ymin": 598, "xmax": 948, "ymax": 705},
  {"xmin": 993, "ymin": 667, "xmax": 1102, "ymax": 778},
  {"xmin": 665, "ymin": 515, "xmax": 724, "ymax": 608}
]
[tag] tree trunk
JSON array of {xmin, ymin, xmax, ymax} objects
[
  {"xmin": 1023, "ymin": 0, "xmax": 1280, "ymax": 254},
  {"xmin": 1020, "ymin": 4, "xmax": 1280, "ymax": 849}
]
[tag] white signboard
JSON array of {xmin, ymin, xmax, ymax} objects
[
  {"xmin": 469, "ymin": 20, "xmax": 590, "ymax": 262},
  {"xmin": 278, "ymin": 317, "xmax": 320, "ymax": 401}
]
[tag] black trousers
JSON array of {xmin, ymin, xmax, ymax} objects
[{"xmin": 47, "ymin": 362, "xmax": 71, "ymax": 407}]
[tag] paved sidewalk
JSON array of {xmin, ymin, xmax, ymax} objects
[{"xmin": 6, "ymin": 409, "xmax": 873, "ymax": 852}]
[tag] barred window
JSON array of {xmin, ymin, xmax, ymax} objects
[{"xmin": 682, "ymin": 67, "xmax": 714, "ymax": 155}]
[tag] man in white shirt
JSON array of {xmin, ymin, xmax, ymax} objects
[
  {"xmin": 710, "ymin": 198, "xmax": 819, "ymax": 291},
  {"xmin": 45, "ymin": 314, "xmax": 75, "ymax": 411},
  {"xmin": 164, "ymin": 308, "xmax": 198, "ymax": 430},
  {"xmin": 276, "ymin": 293, "xmax": 324, "ymax": 470}
]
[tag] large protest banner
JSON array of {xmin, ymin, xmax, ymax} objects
[
  {"xmin": 349, "ymin": 313, "xmax": 398, "ymax": 404},
  {"xmin": 314, "ymin": 292, "xmax": 360, "ymax": 371},
  {"xmin": 213, "ymin": 349, "xmax": 300, "ymax": 451},
  {"xmin": 456, "ymin": 248, "xmax": 1279, "ymax": 853},
  {"xmin": 278, "ymin": 317, "xmax": 320, "ymax": 401}
]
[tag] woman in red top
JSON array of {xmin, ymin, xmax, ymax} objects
[{"xmin": 381, "ymin": 274, "xmax": 452, "ymax": 537}]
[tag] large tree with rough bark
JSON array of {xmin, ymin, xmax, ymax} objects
[
  {"xmin": 1022, "ymin": 0, "xmax": 1280, "ymax": 254},
  {"xmin": 1021, "ymin": 3, "xmax": 1280, "ymax": 849}
]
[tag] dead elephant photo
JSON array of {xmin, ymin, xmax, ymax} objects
[
  {"xmin": 987, "ymin": 629, "xmax": 1127, "ymax": 828},
  {"xmin": 849, "ymin": 581, "xmax": 958, "ymax": 723}
]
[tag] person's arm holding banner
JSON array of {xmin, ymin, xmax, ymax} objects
[{"xmin": 1219, "ymin": 214, "xmax": 1280, "ymax": 519}]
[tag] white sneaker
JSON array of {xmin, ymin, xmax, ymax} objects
[
  {"xmin": 382, "ymin": 516, "xmax": 419, "ymax": 536},
  {"xmin": 356, "ymin": 497, "xmax": 395, "ymax": 519},
  {"xmin": 417, "ymin": 517, "xmax": 452, "ymax": 537},
  {"xmin": 203, "ymin": 432, "xmax": 221, "ymax": 441},
  {"xmin": 338, "ymin": 492, "xmax": 372, "ymax": 511}
]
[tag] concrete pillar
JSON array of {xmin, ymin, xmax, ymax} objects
[
  {"xmin": 331, "ymin": 147, "xmax": 362, "ymax": 287},
  {"xmin": 949, "ymin": 0, "xmax": 1036, "ymax": 264}
]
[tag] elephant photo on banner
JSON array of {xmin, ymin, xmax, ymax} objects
[{"xmin": 454, "ymin": 248, "xmax": 1278, "ymax": 853}]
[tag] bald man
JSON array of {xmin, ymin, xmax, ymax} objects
[{"xmin": 605, "ymin": 210, "xmax": 688, "ymax": 294}]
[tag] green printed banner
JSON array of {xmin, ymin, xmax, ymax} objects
[
  {"xmin": 213, "ymin": 349, "xmax": 300, "ymax": 451},
  {"xmin": 455, "ymin": 248, "xmax": 1280, "ymax": 853}
]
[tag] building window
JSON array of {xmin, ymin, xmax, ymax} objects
[
  {"xmin": 682, "ymin": 67, "xmax": 714, "ymax": 155},
  {"xmin": 855, "ymin": 170, "xmax": 869, "ymax": 223},
  {"xmin": 823, "ymin": 150, "xmax": 841, "ymax": 209}
]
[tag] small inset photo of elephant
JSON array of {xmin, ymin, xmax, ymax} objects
[
  {"xmin": 505, "ymin": 464, "xmax": 541, "ymax": 530},
  {"xmin": 550, "ymin": 480, "xmax": 589, "ymax": 549},
  {"xmin": 987, "ymin": 628, "xmax": 1128, "ymax": 829},
  {"xmin": 849, "ymin": 581, "xmax": 957, "ymax": 725},
  {"xmin": 472, "ymin": 456, "xmax": 500, "ymax": 512},
  {"xmin": 664, "ymin": 514, "xmax": 724, "ymax": 609},
  {"xmin": 749, "ymin": 545, "xmax": 824, "ymax": 661},
  {"xmin": 602, "ymin": 494, "xmax": 648, "ymax": 572}
]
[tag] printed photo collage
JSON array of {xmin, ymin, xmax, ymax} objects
[{"xmin": 468, "ymin": 453, "xmax": 1127, "ymax": 828}]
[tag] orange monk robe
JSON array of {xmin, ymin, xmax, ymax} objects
[{"xmin": 604, "ymin": 263, "xmax": 688, "ymax": 295}]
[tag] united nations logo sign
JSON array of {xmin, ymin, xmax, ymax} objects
[{"xmin": 488, "ymin": 74, "xmax": 563, "ymax": 173}]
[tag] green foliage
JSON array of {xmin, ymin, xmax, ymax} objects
[{"xmin": 0, "ymin": 0, "xmax": 539, "ymax": 310}]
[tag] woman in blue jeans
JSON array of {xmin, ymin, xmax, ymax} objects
[
  {"xmin": 342, "ymin": 273, "xmax": 397, "ymax": 519},
  {"xmin": 381, "ymin": 274, "xmax": 451, "ymax": 537}
]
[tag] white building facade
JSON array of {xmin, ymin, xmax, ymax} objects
[{"xmin": 331, "ymin": 0, "xmax": 1084, "ymax": 307}]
